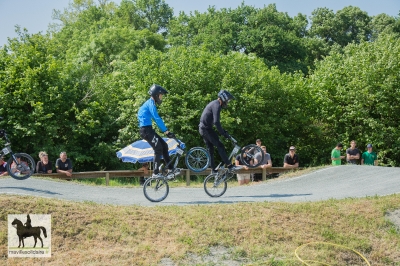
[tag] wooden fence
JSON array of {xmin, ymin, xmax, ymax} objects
[{"xmin": 33, "ymin": 167, "xmax": 302, "ymax": 186}]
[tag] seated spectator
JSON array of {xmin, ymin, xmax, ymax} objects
[
  {"xmin": 331, "ymin": 143, "xmax": 345, "ymax": 165},
  {"xmin": 283, "ymin": 146, "xmax": 299, "ymax": 168},
  {"xmin": 0, "ymin": 156, "xmax": 8, "ymax": 176},
  {"xmin": 139, "ymin": 162, "xmax": 150, "ymax": 186},
  {"xmin": 235, "ymin": 153, "xmax": 252, "ymax": 185},
  {"xmin": 361, "ymin": 144, "xmax": 378, "ymax": 166},
  {"xmin": 36, "ymin": 151, "xmax": 53, "ymax": 174},
  {"xmin": 253, "ymin": 146, "xmax": 272, "ymax": 181},
  {"xmin": 346, "ymin": 140, "xmax": 360, "ymax": 164},
  {"xmin": 56, "ymin": 151, "xmax": 73, "ymax": 177},
  {"xmin": 10, "ymin": 155, "xmax": 30, "ymax": 175}
]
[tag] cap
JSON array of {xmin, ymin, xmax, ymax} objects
[
  {"xmin": 337, "ymin": 143, "xmax": 343, "ymax": 148},
  {"xmin": 15, "ymin": 154, "xmax": 21, "ymax": 158},
  {"xmin": 367, "ymin": 144, "xmax": 373, "ymax": 148},
  {"xmin": 289, "ymin": 146, "xmax": 296, "ymax": 150}
]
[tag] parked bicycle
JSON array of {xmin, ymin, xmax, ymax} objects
[
  {"xmin": 0, "ymin": 117, "xmax": 35, "ymax": 180},
  {"xmin": 143, "ymin": 137, "xmax": 185, "ymax": 202},
  {"xmin": 202, "ymin": 135, "xmax": 264, "ymax": 197}
]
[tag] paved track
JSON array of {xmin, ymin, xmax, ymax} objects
[{"xmin": 1, "ymin": 165, "xmax": 399, "ymax": 206}]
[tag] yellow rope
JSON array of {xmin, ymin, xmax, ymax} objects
[{"xmin": 294, "ymin": 241, "xmax": 371, "ymax": 266}]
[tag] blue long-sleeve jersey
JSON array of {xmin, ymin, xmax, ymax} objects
[{"xmin": 137, "ymin": 98, "xmax": 168, "ymax": 132}]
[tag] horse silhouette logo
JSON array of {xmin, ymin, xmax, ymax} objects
[{"xmin": 8, "ymin": 214, "xmax": 51, "ymax": 257}]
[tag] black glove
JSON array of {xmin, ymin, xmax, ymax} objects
[
  {"xmin": 166, "ymin": 132, "xmax": 176, "ymax": 139},
  {"xmin": 223, "ymin": 131, "xmax": 230, "ymax": 139}
]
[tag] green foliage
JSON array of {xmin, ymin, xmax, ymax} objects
[
  {"xmin": 1, "ymin": 1, "xmax": 399, "ymax": 171},
  {"xmin": 115, "ymin": 47, "xmax": 316, "ymax": 166},
  {"xmin": 310, "ymin": 34, "xmax": 400, "ymax": 165},
  {"xmin": 168, "ymin": 4, "xmax": 311, "ymax": 74}
]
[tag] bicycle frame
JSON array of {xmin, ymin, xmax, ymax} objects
[
  {"xmin": 1, "ymin": 133, "xmax": 16, "ymax": 164},
  {"xmin": 159, "ymin": 138, "xmax": 185, "ymax": 176}
]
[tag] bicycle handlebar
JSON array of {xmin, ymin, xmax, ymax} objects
[{"xmin": 229, "ymin": 135, "xmax": 238, "ymax": 145}]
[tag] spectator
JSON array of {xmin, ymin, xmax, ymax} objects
[
  {"xmin": 361, "ymin": 144, "xmax": 378, "ymax": 166},
  {"xmin": 331, "ymin": 143, "xmax": 345, "ymax": 165},
  {"xmin": 56, "ymin": 151, "xmax": 73, "ymax": 177},
  {"xmin": 253, "ymin": 146, "xmax": 272, "ymax": 181},
  {"xmin": 0, "ymin": 156, "xmax": 7, "ymax": 176},
  {"xmin": 139, "ymin": 162, "xmax": 150, "ymax": 186},
  {"xmin": 283, "ymin": 146, "xmax": 299, "ymax": 168},
  {"xmin": 256, "ymin": 139, "xmax": 261, "ymax": 147},
  {"xmin": 10, "ymin": 155, "xmax": 29, "ymax": 175},
  {"xmin": 235, "ymin": 153, "xmax": 252, "ymax": 185},
  {"xmin": 36, "ymin": 151, "xmax": 53, "ymax": 174},
  {"xmin": 346, "ymin": 140, "xmax": 360, "ymax": 164}
]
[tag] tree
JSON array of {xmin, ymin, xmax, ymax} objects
[
  {"xmin": 168, "ymin": 4, "xmax": 310, "ymax": 73},
  {"xmin": 310, "ymin": 34, "xmax": 400, "ymax": 165},
  {"xmin": 115, "ymin": 46, "xmax": 316, "ymax": 166},
  {"xmin": 309, "ymin": 6, "xmax": 371, "ymax": 46}
]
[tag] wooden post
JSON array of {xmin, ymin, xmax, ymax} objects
[
  {"xmin": 186, "ymin": 169, "xmax": 190, "ymax": 186},
  {"xmin": 106, "ymin": 172, "xmax": 109, "ymax": 186},
  {"xmin": 262, "ymin": 167, "xmax": 266, "ymax": 181}
]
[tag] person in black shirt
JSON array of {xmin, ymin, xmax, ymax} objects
[
  {"xmin": 199, "ymin": 90, "xmax": 237, "ymax": 172},
  {"xmin": 36, "ymin": 151, "xmax": 53, "ymax": 174},
  {"xmin": 283, "ymin": 146, "xmax": 299, "ymax": 168},
  {"xmin": 56, "ymin": 151, "xmax": 73, "ymax": 177}
]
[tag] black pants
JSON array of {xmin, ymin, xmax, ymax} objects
[
  {"xmin": 199, "ymin": 127, "xmax": 230, "ymax": 170},
  {"xmin": 139, "ymin": 127, "xmax": 171, "ymax": 174}
]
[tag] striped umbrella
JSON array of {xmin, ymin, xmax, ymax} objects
[{"xmin": 116, "ymin": 138, "xmax": 185, "ymax": 164}]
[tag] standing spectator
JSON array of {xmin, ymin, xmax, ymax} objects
[
  {"xmin": 361, "ymin": 144, "xmax": 378, "ymax": 166},
  {"xmin": 56, "ymin": 151, "xmax": 73, "ymax": 177},
  {"xmin": 36, "ymin": 151, "xmax": 53, "ymax": 174},
  {"xmin": 283, "ymin": 146, "xmax": 299, "ymax": 168},
  {"xmin": 235, "ymin": 153, "xmax": 252, "ymax": 185},
  {"xmin": 256, "ymin": 139, "xmax": 262, "ymax": 147},
  {"xmin": 331, "ymin": 143, "xmax": 345, "ymax": 165},
  {"xmin": 0, "ymin": 156, "xmax": 7, "ymax": 176},
  {"xmin": 253, "ymin": 146, "xmax": 272, "ymax": 181},
  {"xmin": 346, "ymin": 140, "xmax": 360, "ymax": 164}
]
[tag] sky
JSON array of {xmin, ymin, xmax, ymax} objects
[{"xmin": 0, "ymin": 0, "xmax": 399, "ymax": 47}]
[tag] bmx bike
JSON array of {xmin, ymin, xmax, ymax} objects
[
  {"xmin": 143, "ymin": 137, "xmax": 185, "ymax": 202},
  {"xmin": 202, "ymin": 135, "xmax": 264, "ymax": 197},
  {"xmin": 0, "ymin": 117, "xmax": 35, "ymax": 180}
]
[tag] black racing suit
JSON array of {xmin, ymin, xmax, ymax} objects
[{"xmin": 199, "ymin": 100, "xmax": 230, "ymax": 170}]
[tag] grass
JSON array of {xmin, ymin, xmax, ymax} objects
[{"xmin": 1, "ymin": 193, "xmax": 400, "ymax": 265}]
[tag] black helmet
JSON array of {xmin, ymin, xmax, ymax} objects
[
  {"xmin": 148, "ymin": 84, "xmax": 168, "ymax": 105},
  {"xmin": 218, "ymin": 90, "xmax": 235, "ymax": 109}
]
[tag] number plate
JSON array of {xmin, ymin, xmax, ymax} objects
[
  {"xmin": 232, "ymin": 145, "xmax": 240, "ymax": 155},
  {"xmin": 2, "ymin": 147, "xmax": 10, "ymax": 155},
  {"xmin": 176, "ymin": 148, "xmax": 184, "ymax": 155}
]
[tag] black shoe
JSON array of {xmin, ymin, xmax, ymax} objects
[{"xmin": 227, "ymin": 164, "xmax": 240, "ymax": 172}]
